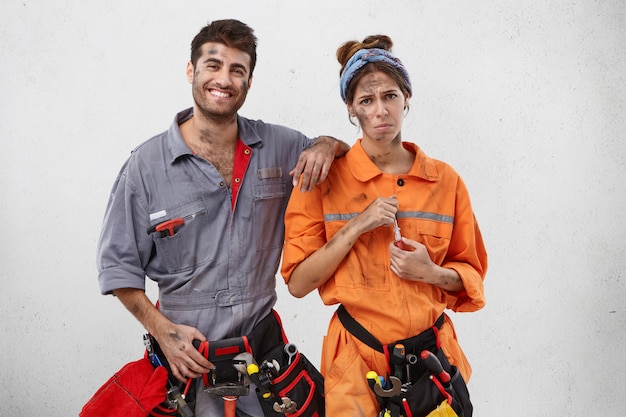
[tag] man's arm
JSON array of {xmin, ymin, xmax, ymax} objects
[
  {"xmin": 113, "ymin": 288, "xmax": 214, "ymax": 382},
  {"xmin": 289, "ymin": 136, "xmax": 350, "ymax": 192}
]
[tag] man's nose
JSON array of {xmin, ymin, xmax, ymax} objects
[{"xmin": 213, "ymin": 67, "xmax": 233, "ymax": 87}]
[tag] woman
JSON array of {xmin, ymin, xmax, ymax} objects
[{"xmin": 281, "ymin": 35, "xmax": 487, "ymax": 416}]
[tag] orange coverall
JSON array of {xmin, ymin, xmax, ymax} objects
[{"xmin": 281, "ymin": 140, "xmax": 488, "ymax": 416}]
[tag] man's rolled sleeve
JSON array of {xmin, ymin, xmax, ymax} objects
[{"xmin": 96, "ymin": 164, "xmax": 152, "ymax": 295}]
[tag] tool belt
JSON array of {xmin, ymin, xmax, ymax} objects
[
  {"xmin": 148, "ymin": 310, "xmax": 325, "ymax": 417},
  {"xmin": 336, "ymin": 305, "xmax": 472, "ymax": 417}
]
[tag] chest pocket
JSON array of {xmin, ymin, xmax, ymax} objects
[
  {"xmin": 253, "ymin": 169, "xmax": 288, "ymax": 252},
  {"xmin": 407, "ymin": 217, "xmax": 453, "ymax": 265},
  {"xmin": 151, "ymin": 199, "xmax": 214, "ymax": 273}
]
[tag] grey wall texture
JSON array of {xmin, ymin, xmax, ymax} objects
[{"xmin": 1, "ymin": 0, "xmax": 625, "ymax": 415}]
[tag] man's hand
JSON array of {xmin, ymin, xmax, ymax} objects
[
  {"xmin": 113, "ymin": 288, "xmax": 214, "ymax": 383},
  {"xmin": 152, "ymin": 322, "xmax": 214, "ymax": 383},
  {"xmin": 289, "ymin": 136, "xmax": 349, "ymax": 192}
]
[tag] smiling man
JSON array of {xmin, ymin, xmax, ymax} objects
[{"xmin": 96, "ymin": 19, "xmax": 347, "ymax": 416}]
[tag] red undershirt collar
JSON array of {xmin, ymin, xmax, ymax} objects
[{"xmin": 231, "ymin": 138, "xmax": 252, "ymax": 210}]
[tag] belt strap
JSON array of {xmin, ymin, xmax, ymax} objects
[{"xmin": 336, "ymin": 304, "xmax": 444, "ymax": 354}]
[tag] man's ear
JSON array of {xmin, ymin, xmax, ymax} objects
[
  {"xmin": 247, "ymin": 76, "xmax": 253, "ymax": 90},
  {"xmin": 186, "ymin": 61, "xmax": 195, "ymax": 84}
]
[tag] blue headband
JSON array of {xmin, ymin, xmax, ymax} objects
[{"xmin": 339, "ymin": 48, "xmax": 412, "ymax": 103}]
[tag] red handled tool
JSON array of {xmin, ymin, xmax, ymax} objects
[
  {"xmin": 147, "ymin": 217, "xmax": 185, "ymax": 236},
  {"xmin": 420, "ymin": 350, "xmax": 451, "ymax": 384},
  {"xmin": 421, "ymin": 350, "xmax": 453, "ymax": 405},
  {"xmin": 156, "ymin": 218, "xmax": 185, "ymax": 236},
  {"xmin": 147, "ymin": 208, "xmax": 208, "ymax": 237}
]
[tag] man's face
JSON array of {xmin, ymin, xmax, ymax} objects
[{"xmin": 187, "ymin": 42, "xmax": 253, "ymax": 120}]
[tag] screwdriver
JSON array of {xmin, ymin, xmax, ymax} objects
[
  {"xmin": 393, "ymin": 217, "xmax": 407, "ymax": 250},
  {"xmin": 420, "ymin": 350, "xmax": 451, "ymax": 385}
]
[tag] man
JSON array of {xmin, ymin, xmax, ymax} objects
[{"xmin": 96, "ymin": 19, "xmax": 348, "ymax": 416}]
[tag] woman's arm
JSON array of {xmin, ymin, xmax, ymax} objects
[{"xmin": 287, "ymin": 196, "xmax": 399, "ymax": 298}]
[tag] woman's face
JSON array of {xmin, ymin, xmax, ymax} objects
[{"xmin": 348, "ymin": 70, "xmax": 408, "ymax": 145}]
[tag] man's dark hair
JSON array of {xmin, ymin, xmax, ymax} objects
[{"xmin": 190, "ymin": 19, "xmax": 258, "ymax": 76}]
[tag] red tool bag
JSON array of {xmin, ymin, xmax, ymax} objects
[{"xmin": 80, "ymin": 357, "xmax": 169, "ymax": 417}]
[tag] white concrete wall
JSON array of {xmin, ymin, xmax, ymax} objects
[{"xmin": 1, "ymin": 0, "xmax": 625, "ymax": 415}]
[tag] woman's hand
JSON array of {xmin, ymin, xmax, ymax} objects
[
  {"xmin": 389, "ymin": 238, "xmax": 464, "ymax": 291},
  {"xmin": 353, "ymin": 196, "xmax": 398, "ymax": 234}
]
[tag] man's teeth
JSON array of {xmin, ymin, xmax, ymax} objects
[{"xmin": 211, "ymin": 90, "xmax": 230, "ymax": 98}]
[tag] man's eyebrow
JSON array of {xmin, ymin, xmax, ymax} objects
[
  {"xmin": 202, "ymin": 56, "xmax": 223, "ymax": 65},
  {"xmin": 230, "ymin": 62, "xmax": 248, "ymax": 73}
]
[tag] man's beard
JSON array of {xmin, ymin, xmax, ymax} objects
[{"xmin": 192, "ymin": 82, "xmax": 247, "ymax": 125}]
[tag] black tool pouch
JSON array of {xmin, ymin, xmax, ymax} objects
[
  {"xmin": 254, "ymin": 342, "xmax": 325, "ymax": 417},
  {"xmin": 384, "ymin": 353, "xmax": 471, "ymax": 417},
  {"xmin": 197, "ymin": 309, "xmax": 288, "ymax": 397},
  {"xmin": 385, "ymin": 336, "xmax": 472, "ymax": 417},
  {"xmin": 145, "ymin": 310, "xmax": 325, "ymax": 417},
  {"xmin": 143, "ymin": 310, "xmax": 287, "ymax": 414},
  {"xmin": 199, "ymin": 337, "xmax": 251, "ymax": 397},
  {"xmin": 336, "ymin": 305, "xmax": 472, "ymax": 417}
]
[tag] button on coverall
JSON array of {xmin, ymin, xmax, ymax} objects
[{"xmin": 281, "ymin": 140, "xmax": 487, "ymax": 416}]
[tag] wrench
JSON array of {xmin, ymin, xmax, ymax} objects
[
  {"xmin": 284, "ymin": 343, "xmax": 297, "ymax": 366},
  {"xmin": 405, "ymin": 353, "xmax": 417, "ymax": 384},
  {"xmin": 373, "ymin": 376, "xmax": 402, "ymax": 398}
]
